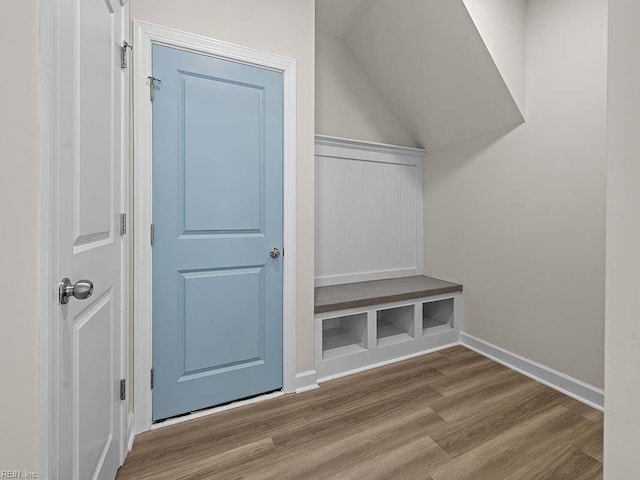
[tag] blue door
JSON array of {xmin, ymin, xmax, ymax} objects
[{"xmin": 152, "ymin": 45, "xmax": 284, "ymax": 421}]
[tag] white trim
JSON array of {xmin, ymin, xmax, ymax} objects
[
  {"xmin": 315, "ymin": 135, "xmax": 427, "ymax": 157},
  {"xmin": 150, "ymin": 391, "xmax": 284, "ymax": 431},
  {"xmin": 133, "ymin": 20, "xmax": 153, "ymax": 434},
  {"xmin": 126, "ymin": 412, "xmax": 135, "ymax": 453},
  {"xmin": 295, "ymin": 370, "xmax": 319, "ymax": 393},
  {"xmin": 133, "ymin": 21, "xmax": 297, "ymax": 434},
  {"xmin": 37, "ymin": 0, "xmax": 57, "ymax": 477},
  {"xmin": 317, "ymin": 342, "xmax": 460, "ymax": 383},
  {"xmin": 119, "ymin": 2, "xmax": 132, "ymax": 465},
  {"xmin": 460, "ymin": 332, "xmax": 604, "ymax": 411}
]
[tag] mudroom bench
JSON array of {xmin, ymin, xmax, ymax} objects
[{"xmin": 314, "ymin": 276, "xmax": 464, "ymax": 381}]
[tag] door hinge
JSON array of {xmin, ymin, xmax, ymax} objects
[
  {"xmin": 150, "ymin": 224, "xmax": 155, "ymax": 247},
  {"xmin": 120, "ymin": 41, "xmax": 133, "ymax": 69},
  {"xmin": 148, "ymin": 76, "xmax": 162, "ymax": 102},
  {"xmin": 150, "ymin": 368, "xmax": 154, "ymax": 390},
  {"xmin": 120, "ymin": 379, "xmax": 126, "ymax": 401},
  {"xmin": 120, "ymin": 213, "xmax": 127, "ymax": 236}
]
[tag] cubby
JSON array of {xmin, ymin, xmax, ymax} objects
[
  {"xmin": 376, "ymin": 305, "xmax": 415, "ymax": 347},
  {"xmin": 322, "ymin": 313, "xmax": 368, "ymax": 360},
  {"xmin": 315, "ymin": 276, "xmax": 463, "ymax": 381},
  {"xmin": 422, "ymin": 298, "xmax": 454, "ymax": 335}
]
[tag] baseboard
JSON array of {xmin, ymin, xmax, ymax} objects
[
  {"xmin": 127, "ymin": 412, "xmax": 136, "ymax": 452},
  {"xmin": 295, "ymin": 370, "xmax": 320, "ymax": 393},
  {"xmin": 122, "ymin": 411, "xmax": 135, "ymax": 466},
  {"xmin": 317, "ymin": 342, "xmax": 460, "ymax": 384},
  {"xmin": 460, "ymin": 332, "xmax": 604, "ymax": 411}
]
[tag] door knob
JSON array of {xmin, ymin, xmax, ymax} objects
[
  {"xmin": 270, "ymin": 248, "xmax": 281, "ymax": 259},
  {"xmin": 59, "ymin": 278, "xmax": 94, "ymax": 305}
]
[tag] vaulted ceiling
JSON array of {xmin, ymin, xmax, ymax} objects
[{"xmin": 316, "ymin": 0, "xmax": 526, "ymax": 151}]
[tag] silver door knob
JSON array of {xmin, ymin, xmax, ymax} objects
[
  {"xmin": 270, "ymin": 248, "xmax": 281, "ymax": 259},
  {"xmin": 59, "ymin": 278, "xmax": 94, "ymax": 305}
]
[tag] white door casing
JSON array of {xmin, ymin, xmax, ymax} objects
[{"xmin": 39, "ymin": 0, "xmax": 128, "ymax": 478}]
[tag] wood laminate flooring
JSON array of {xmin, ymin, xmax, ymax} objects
[{"xmin": 117, "ymin": 346, "xmax": 603, "ymax": 480}]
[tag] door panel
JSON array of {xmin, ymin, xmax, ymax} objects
[
  {"xmin": 75, "ymin": 0, "xmax": 115, "ymax": 245},
  {"xmin": 75, "ymin": 292, "xmax": 114, "ymax": 480},
  {"xmin": 181, "ymin": 268, "xmax": 264, "ymax": 374},
  {"xmin": 152, "ymin": 45, "xmax": 283, "ymax": 421},
  {"xmin": 181, "ymin": 73, "xmax": 264, "ymax": 233},
  {"xmin": 56, "ymin": 0, "xmax": 124, "ymax": 478}
]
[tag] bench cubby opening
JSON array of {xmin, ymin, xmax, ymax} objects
[
  {"xmin": 315, "ymin": 276, "xmax": 463, "ymax": 381},
  {"xmin": 376, "ymin": 305, "xmax": 416, "ymax": 347},
  {"xmin": 322, "ymin": 313, "xmax": 368, "ymax": 360},
  {"xmin": 422, "ymin": 298, "xmax": 454, "ymax": 335}
]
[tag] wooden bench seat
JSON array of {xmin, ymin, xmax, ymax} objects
[{"xmin": 315, "ymin": 275, "xmax": 463, "ymax": 314}]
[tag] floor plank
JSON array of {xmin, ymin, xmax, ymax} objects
[{"xmin": 117, "ymin": 347, "xmax": 603, "ymax": 480}]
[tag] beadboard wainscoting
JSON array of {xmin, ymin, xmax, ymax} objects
[{"xmin": 315, "ymin": 136, "xmax": 425, "ymax": 287}]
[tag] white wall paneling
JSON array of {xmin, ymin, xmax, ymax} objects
[{"xmin": 315, "ymin": 135, "xmax": 425, "ymax": 287}]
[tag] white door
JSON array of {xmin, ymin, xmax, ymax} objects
[{"xmin": 53, "ymin": 0, "xmax": 126, "ymax": 479}]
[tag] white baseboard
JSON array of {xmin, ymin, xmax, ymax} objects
[
  {"xmin": 460, "ymin": 332, "xmax": 604, "ymax": 411},
  {"xmin": 127, "ymin": 413, "xmax": 136, "ymax": 453},
  {"xmin": 295, "ymin": 370, "xmax": 319, "ymax": 393}
]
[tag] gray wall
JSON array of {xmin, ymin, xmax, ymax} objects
[
  {"xmin": 314, "ymin": 0, "xmax": 607, "ymax": 388},
  {"xmin": 0, "ymin": 0, "xmax": 37, "ymax": 472},
  {"xmin": 424, "ymin": 0, "xmax": 607, "ymax": 388},
  {"xmin": 315, "ymin": 31, "xmax": 416, "ymax": 147}
]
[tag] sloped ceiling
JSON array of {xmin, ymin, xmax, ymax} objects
[
  {"xmin": 317, "ymin": 0, "xmax": 525, "ymax": 151},
  {"xmin": 462, "ymin": 0, "xmax": 526, "ymax": 115}
]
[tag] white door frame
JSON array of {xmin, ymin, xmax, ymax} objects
[
  {"xmin": 37, "ymin": 0, "xmax": 131, "ymax": 477},
  {"xmin": 133, "ymin": 21, "xmax": 297, "ymax": 434}
]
